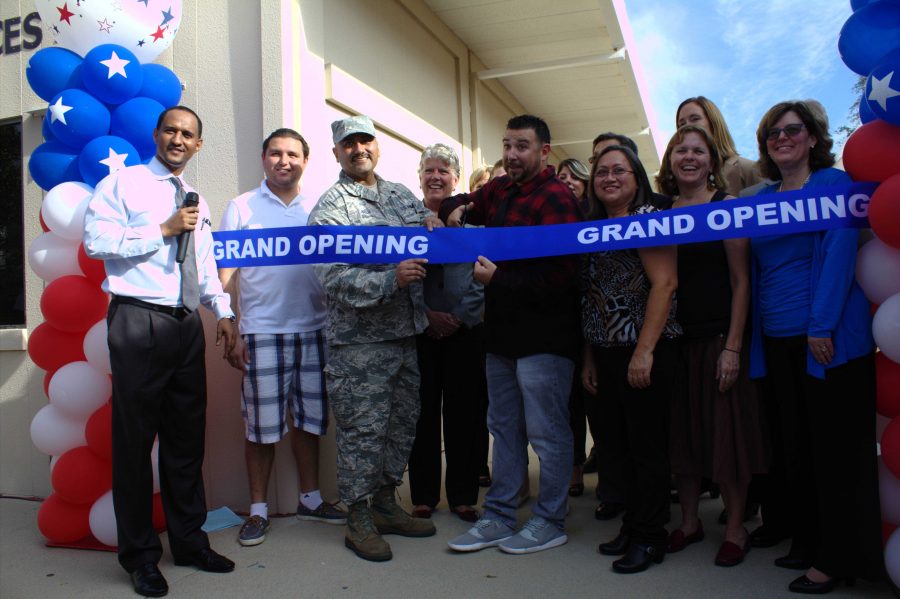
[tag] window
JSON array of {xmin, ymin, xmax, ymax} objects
[{"xmin": 0, "ymin": 118, "xmax": 24, "ymax": 326}]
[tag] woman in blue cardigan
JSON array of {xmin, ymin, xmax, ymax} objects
[{"xmin": 749, "ymin": 101, "xmax": 883, "ymax": 594}]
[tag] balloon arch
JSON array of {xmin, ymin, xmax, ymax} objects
[
  {"xmin": 20, "ymin": 0, "xmax": 900, "ymax": 586},
  {"xmin": 25, "ymin": 0, "xmax": 183, "ymax": 548}
]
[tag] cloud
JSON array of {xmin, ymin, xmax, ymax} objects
[{"xmin": 627, "ymin": 0, "xmax": 854, "ymax": 158}]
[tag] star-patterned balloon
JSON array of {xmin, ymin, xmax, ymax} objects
[
  {"xmin": 78, "ymin": 135, "xmax": 140, "ymax": 186},
  {"xmin": 35, "ymin": 0, "xmax": 183, "ymax": 63},
  {"xmin": 47, "ymin": 89, "xmax": 111, "ymax": 151},
  {"xmin": 867, "ymin": 50, "xmax": 900, "ymax": 126},
  {"xmin": 82, "ymin": 44, "xmax": 143, "ymax": 105}
]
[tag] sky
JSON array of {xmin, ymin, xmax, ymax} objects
[{"xmin": 624, "ymin": 0, "xmax": 861, "ymax": 161}]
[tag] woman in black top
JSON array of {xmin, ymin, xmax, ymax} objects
[{"xmin": 655, "ymin": 125, "xmax": 766, "ymax": 567}]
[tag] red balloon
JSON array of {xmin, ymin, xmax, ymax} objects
[
  {"xmin": 885, "ymin": 522, "xmax": 898, "ymax": 546},
  {"xmin": 869, "ymin": 174, "xmax": 900, "ymax": 250},
  {"xmin": 77, "ymin": 244, "xmax": 107, "ymax": 286},
  {"xmin": 844, "ymin": 120, "xmax": 900, "ymax": 183},
  {"xmin": 883, "ymin": 416, "xmax": 900, "ymax": 480},
  {"xmin": 27, "ymin": 322, "xmax": 86, "ymax": 372},
  {"xmin": 37, "ymin": 493, "xmax": 91, "ymax": 543},
  {"xmin": 51, "ymin": 446, "xmax": 112, "ymax": 505},
  {"xmin": 40, "ymin": 275, "xmax": 108, "ymax": 333},
  {"xmin": 878, "ymin": 352, "xmax": 900, "ymax": 419},
  {"xmin": 85, "ymin": 402, "xmax": 112, "ymax": 461},
  {"xmin": 152, "ymin": 493, "xmax": 166, "ymax": 531}
]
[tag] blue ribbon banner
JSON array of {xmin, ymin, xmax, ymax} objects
[{"xmin": 212, "ymin": 182, "xmax": 876, "ymax": 268}]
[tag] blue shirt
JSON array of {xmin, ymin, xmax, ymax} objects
[{"xmin": 749, "ymin": 167, "xmax": 873, "ymax": 380}]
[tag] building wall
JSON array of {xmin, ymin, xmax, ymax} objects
[{"xmin": 0, "ymin": 0, "xmax": 554, "ymax": 512}]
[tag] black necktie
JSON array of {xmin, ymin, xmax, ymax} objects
[{"xmin": 170, "ymin": 177, "xmax": 199, "ymax": 311}]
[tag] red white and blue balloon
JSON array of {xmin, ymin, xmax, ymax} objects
[
  {"xmin": 866, "ymin": 49, "xmax": 900, "ymax": 126},
  {"xmin": 36, "ymin": 0, "xmax": 182, "ymax": 64}
]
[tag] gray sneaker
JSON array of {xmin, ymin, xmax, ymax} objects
[
  {"xmin": 447, "ymin": 518, "xmax": 516, "ymax": 552},
  {"xmin": 498, "ymin": 516, "xmax": 568, "ymax": 554},
  {"xmin": 238, "ymin": 515, "xmax": 270, "ymax": 546},
  {"xmin": 297, "ymin": 501, "xmax": 348, "ymax": 525}
]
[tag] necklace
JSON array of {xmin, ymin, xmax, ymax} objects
[{"xmin": 777, "ymin": 171, "xmax": 811, "ymax": 192}]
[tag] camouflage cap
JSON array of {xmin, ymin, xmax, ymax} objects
[{"xmin": 331, "ymin": 115, "xmax": 376, "ymax": 144}]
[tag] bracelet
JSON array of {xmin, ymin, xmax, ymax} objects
[{"xmin": 723, "ymin": 347, "xmax": 740, "ymax": 354}]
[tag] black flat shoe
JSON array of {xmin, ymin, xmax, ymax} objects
[
  {"xmin": 775, "ymin": 554, "xmax": 815, "ymax": 570},
  {"xmin": 598, "ymin": 532, "xmax": 631, "ymax": 556},
  {"xmin": 173, "ymin": 547, "xmax": 235, "ymax": 573},
  {"xmin": 612, "ymin": 543, "xmax": 665, "ymax": 574},
  {"xmin": 130, "ymin": 563, "xmax": 168, "ymax": 597},
  {"xmin": 595, "ymin": 502, "xmax": 625, "ymax": 520},
  {"xmin": 788, "ymin": 574, "xmax": 855, "ymax": 594},
  {"xmin": 749, "ymin": 524, "xmax": 789, "ymax": 548}
]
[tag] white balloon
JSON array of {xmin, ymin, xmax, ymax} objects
[
  {"xmin": 30, "ymin": 404, "xmax": 87, "ymax": 456},
  {"xmin": 880, "ymin": 459, "xmax": 900, "ymax": 526},
  {"xmin": 886, "ymin": 528, "xmax": 900, "ymax": 588},
  {"xmin": 856, "ymin": 238, "xmax": 900, "ymax": 305},
  {"xmin": 49, "ymin": 361, "xmax": 111, "ymax": 418},
  {"xmin": 873, "ymin": 293, "xmax": 900, "ymax": 362},
  {"xmin": 151, "ymin": 439, "xmax": 160, "ymax": 493},
  {"xmin": 27, "ymin": 232, "xmax": 81, "ymax": 282},
  {"xmin": 35, "ymin": 0, "xmax": 183, "ymax": 64},
  {"xmin": 83, "ymin": 320, "xmax": 111, "ymax": 375},
  {"xmin": 89, "ymin": 490, "xmax": 117, "ymax": 547},
  {"xmin": 42, "ymin": 182, "xmax": 94, "ymax": 241}
]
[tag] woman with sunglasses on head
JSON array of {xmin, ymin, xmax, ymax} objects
[
  {"xmin": 582, "ymin": 146, "xmax": 681, "ymax": 574},
  {"xmin": 749, "ymin": 101, "xmax": 883, "ymax": 594},
  {"xmin": 677, "ymin": 96, "xmax": 763, "ymax": 195},
  {"xmin": 655, "ymin": 125, "xmax": 767, "ymax": 568}
]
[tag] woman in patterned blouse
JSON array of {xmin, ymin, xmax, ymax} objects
[{"xmin": 581, "ymin": 145, "xmax": 681, "ymax": 574}]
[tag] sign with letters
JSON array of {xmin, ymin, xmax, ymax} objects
[{"xmin": 212, "ymin": 182, "xmax": 877, "ymax": 268}]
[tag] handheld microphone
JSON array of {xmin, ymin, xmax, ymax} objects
[{"xmin": 175, "ymin": 191, "xmax": 199, "ymax": 264}]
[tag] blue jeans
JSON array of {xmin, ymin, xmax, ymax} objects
[{"xmin": 482, "ymin": 353, "xmax": 574, "ymax": 529}]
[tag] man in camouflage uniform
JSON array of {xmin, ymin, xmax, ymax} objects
[{"xmin": 308, "ymin": 115, "xmax": 439, "ymax": 562}]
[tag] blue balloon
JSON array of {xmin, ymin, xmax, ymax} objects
[
  {"xmin": 839, "ymin": 1, "xmax": 900, "ymax": 76},
  {"xmin": 25, "ymin": 47, "xmax": 83, "ymax": 102},
  {"xmin": 865, "ymin": 49, "xmax": 900, "ymax": 125},
  {"xmin": 47, "ymin": 89, "xmax": 111, "ymax": 151},
  {"xmin": 82, "ymin": 44, "xmax": 143, "ymax": 106},
  {"xmin": 78, "ymin": 136, "xmax": 141, "ymax": 187},
  {"xmin": 859, "ymin": 91, "xmax": 877, "ymax": 123},
  {"xmin": 28, "ymin": 141, "xmax": 82, "ymax": 191},
  {"xmin": 111, "ymin": 97, "xmax": 165, "ymax": 161},
  {"xmin": 139, "ymin": 64, "xmax": 182, "ymax": 109},
  {"xmin": 41, "ymin": 116, "xmax": 56, "ymax": 142},
  {"xmin": 851, "ymin": 0, "xmax": 872, "ymax": 10}
]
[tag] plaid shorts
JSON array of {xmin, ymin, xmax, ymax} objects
[{"xmin": 241, "ymin": 330, "xmax": 328, "ymax": 443}]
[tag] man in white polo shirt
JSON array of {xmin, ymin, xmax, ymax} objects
[{"xmin": 219, "ymin": 128, "xmax": 346, "ymax": 547}]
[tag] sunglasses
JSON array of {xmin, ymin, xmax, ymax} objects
[{"xmin": 766, "ymin": 123, "xmax": 806, "ymax": 140}]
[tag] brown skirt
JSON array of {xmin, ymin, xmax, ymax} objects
[{"xmin": 669, "ymin": 334, "xmax": 769, "ymax": 485}]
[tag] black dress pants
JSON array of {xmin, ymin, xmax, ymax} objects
[
  {"xmin": 409, "ymin": 325, "xmax": 486, "ymax": 508},
  {"xmin": 108, "ymin": 300, "xmax": 210, "ymax": 572},
  {"xmin": 594, "ymin": 341, "xmax": 676, "ymax": 546},
  {"xmin": 764, "ymin": 336, "xmax": 884, "ymax": 580}
]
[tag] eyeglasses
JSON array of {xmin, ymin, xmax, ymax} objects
[
  {"xmin": 595, "ymin": 167, "xmax": 633, "ymax": 179},
  {"xmin": 766, "ymin": 123, "xmax": 806, "ymax": 140}
]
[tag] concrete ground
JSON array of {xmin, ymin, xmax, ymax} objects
[{"xmin": 1, "ymin": 467, "xmax": 895, "ymax": 599}]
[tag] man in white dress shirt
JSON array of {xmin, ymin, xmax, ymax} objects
[
  {"xmin": 218, "ymin": 128, "xmax": 347, "ymax": 548},
  {"xmin": 84, "ymin": 106, "xmax": 236, "ymax": 598}
]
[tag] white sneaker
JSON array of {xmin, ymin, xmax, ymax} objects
[
  {"xmin": 447, "ymin": 518, "xmax": 516, "ymax": 552},
  {"xmin": 498, "ymin": 516, "xmax": 567, "ymax": 554}
]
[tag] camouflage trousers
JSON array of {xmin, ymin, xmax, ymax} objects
[{"xmin": 324, "ymin": 338, "xmax": 420, "ymax": 505}]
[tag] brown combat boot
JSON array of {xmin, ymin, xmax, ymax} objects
[
  {"xmin": 345, "ymin": 500, "xmax": 392, "ymax": 562},
  {"xmin": 372, "ymin": 486, "xmax": 437, "ymax": 537}
]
